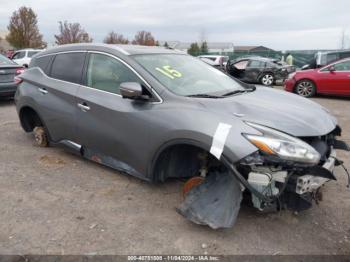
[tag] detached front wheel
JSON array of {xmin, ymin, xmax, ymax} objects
[
  {"xmin": 260, "ymin": 73, "xmax": 274, "ymax": 86},
  {"xmin": 33, "ymin": 126, "xmax": 48, "ymax": 147},
  {"xmin": 295, "ymin": 80, "xmax": 316, "ymax": 97}
]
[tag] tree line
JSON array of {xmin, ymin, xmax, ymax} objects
[
  {"xmin": 5, "ymin": 6, "xmax": 163, "ymax": 49},
  {"xmin": 4, "ymin": 6, "xmax": 207, "ymax": 56}
]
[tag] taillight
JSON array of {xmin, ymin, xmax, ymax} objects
[{"xmin": 15, "ymin": 68, "xmax": 25, "ymax": 75}]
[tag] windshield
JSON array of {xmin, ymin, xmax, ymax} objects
[
  {"xmin": 0, "ymin": 54, "xmax": 15, "ymax": 65},
  {"xmin": 133, "ymin": 54, "xmax": 244, "ymax": 96}
]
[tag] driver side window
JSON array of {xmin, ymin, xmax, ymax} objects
[{"xmin": 86, "ymin": 53, "xmax": 142, "ymax": 95}]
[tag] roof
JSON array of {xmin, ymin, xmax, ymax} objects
[{"xmin": 37, "ymin": 43, "xmax": 185, "ymax": 57}]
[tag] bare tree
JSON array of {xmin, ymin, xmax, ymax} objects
[
  {"xmin": 103, "ymin": 31, "xmax": 129, "ymax": 44},
  {"xmin": 132, "ymin": 31, "xmax": 156, "ymax": 46},
  {"xmin": 6, "ymin": 6, "xmax": 46, "ymax": 49},
  {"xmin": 55, "ymin": 21, "xmax": 93, "ymax": 45}
]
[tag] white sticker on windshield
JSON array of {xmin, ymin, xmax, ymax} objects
[{"xmin": 210, "ymin": 123, "xmax": 232, "ymax": 160}]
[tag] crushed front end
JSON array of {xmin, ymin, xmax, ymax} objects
[{"xmin": 237, "ymin": 124, "xmax": 349, "ymax": 212}]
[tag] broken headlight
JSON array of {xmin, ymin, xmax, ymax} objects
[{"xmin": 243, "ymin": 122, "xmax": 321, "ymax": 165}]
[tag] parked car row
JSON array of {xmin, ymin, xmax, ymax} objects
[{"xmin": 13, "ymin": 44, "xmax": 349, "ymax": 229}]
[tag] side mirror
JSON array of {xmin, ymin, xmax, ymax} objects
[
  {"xmin": 120, "ymin": 82, "xmax": 144, "ymax": 100},
  {"xmin": 328, "ymin": 66, "xmax": 336, "ymax": 72}
]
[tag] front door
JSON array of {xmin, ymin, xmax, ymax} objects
[
  {"xmin": 318, "ymin": 60, "xmax": 350, "ymax": 95},
  {"xmin": 75, "ymin": 52, "xmax": 156, "ymax": 176}
]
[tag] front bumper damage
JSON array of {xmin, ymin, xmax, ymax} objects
[{"xmin": 178, "ymin": 128, "xmax": 349, "ymax": 229}]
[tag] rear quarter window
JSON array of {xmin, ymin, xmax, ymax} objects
[
  {"xmin": 30, "ymin": 55, "xmax": 54, "ymax": 75},
  {"xmin": 50, "ymin": 52, "xmax": 86, "ymax": 84}
]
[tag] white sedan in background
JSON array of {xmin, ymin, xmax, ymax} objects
[{"xmin": 11, "ymin": 49, "xmax": 44, "ymax": 67}]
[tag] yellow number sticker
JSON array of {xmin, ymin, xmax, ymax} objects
[{"xmin": 156, "ymin": 65, "xmax": 182, "ymax": 79}]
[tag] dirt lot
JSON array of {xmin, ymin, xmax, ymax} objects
[{"xmin": 0, "ymin": 89, "xmax": 349, "ymax": 255}]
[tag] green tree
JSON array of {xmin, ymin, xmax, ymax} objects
[
  {"xmin": 6, "ymin": 6, "xmax": 46, "ymax": 49},
  {"xmin": 55, "ymin": 21, "xmax": 93, "ymax": 45},
  {"xmin": 187, "ymin": 42, "xmax": 200, "ymax": 56},
  {"xmin": 163, "ymin": 41, "xmax": 169, "ymax": 48},
  {"xmin": 200, "ymin": 41, "xmax": 208, "ymax": 54}
]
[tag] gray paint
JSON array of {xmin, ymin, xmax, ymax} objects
[{"xmin": 15, "ymin": 44, "xmax": 337, "ymax": 181}]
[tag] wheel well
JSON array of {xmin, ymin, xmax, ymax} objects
[
  {"xmin": 294, "ymin": 78, "xmax": 317, "ymax": 93},
  {"xmin": 19, "ymin": 107, "xmax": 43, "ymax": 132},
  {"xmin": 152, "ymin": 144, "xmax": 225, "ymax": 182}
]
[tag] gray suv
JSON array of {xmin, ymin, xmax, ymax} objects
[{"xmin": 15, "ymin": 44, "xmax": 349, "ymax": 229}]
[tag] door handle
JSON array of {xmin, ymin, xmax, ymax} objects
[
  {"xmin": 38, "ymin": 87, "xmax": 48, "ymax": 94},
  {"xmin": 77, "ymin": 102, "xmax": 90, "ymax": 112}
]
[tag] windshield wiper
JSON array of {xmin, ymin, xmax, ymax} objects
[
  {"xmin": 187, "ymin": 94, "xmax": 223, "ymax": 98},
  {"xmin": 223, "ymin": 86, "xmax": 256, "ymax": 97}
]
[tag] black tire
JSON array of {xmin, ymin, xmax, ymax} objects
[
  {"xmin": 295, "ymin": 80, "xmax": 316, "ymax": 98},
  {"xmin": 260, "ymin": 73, "xmax": 274, "ymax": 86}
]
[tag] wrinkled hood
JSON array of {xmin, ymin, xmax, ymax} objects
[{"xmin": 200, "ymin": 87, "xmax": 337, "ymax": 137}]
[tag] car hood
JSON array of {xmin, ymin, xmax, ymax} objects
[{"xmin": 199, "ymin": 87, "xmax": 337, "ymax": 137}]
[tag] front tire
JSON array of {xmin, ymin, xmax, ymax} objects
[
  {"xmin": 260, "ymin": 73, "xmax": 274, "ymax": 86},
  {"xmin": 295, "ymin": 80, "xmax": 316, "ymax": 97}
]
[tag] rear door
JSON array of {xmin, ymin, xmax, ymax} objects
[
  {"xmin": 245, "ymin": 60, "xmax": 266, "ymax": 82},
  {"xmin": 35, "ymin": 52, "xmax": 86, "ymax": 142},
  {"xmin": 75, "ymin": 52, "xmax": 157, "ymax": 175}
]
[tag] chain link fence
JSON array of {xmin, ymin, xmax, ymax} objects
[{"xmin": 197, "ymin": 50, "xmax": 333, "ymax": 68}]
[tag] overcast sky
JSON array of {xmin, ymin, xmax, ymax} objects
[{"xmin": 0, "ymin": 0, "xmax": 349, "ymax": 50}]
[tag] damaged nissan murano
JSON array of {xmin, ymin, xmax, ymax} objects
[{"xmin": 15, "ymin": 44, "xmax": 349, "ymax": 229}]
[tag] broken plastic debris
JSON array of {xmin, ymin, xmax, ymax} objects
[{"xmin": 177, "ymin": 171, "xmax": 242, "ymax": 229}]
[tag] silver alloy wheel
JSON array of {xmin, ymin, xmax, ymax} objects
[
  {"xmin": 261, "ymin": 74, "xmax": 274, "ymax": 86},
  {"xmin": 296, "ymin": 81, "xmax": 314, "ymax": 97}
]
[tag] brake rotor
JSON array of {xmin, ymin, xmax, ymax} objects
[{"xmin": 182, "ymin": 176, "xmax": 205, "ymax": 197}]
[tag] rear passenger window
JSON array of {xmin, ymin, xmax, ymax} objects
[
  {"xmin": 50, "ymin": 53, "xmax": 86, "ymax": 84},
  {"xmin": 86, "ymin": 53, "xmax": 142, "ymax": 95},
  {"xmin": 31, "ymin": 55, "xmax": 53, "ymax": 75}
]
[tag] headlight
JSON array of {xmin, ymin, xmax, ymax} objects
[{"xmin": 243, "ymin": 122, "xmax": 320, "ymax": 164}]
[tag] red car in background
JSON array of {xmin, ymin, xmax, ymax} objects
[{"xmin": 284, "ymin": 58, "xmax": 350, "ymax": 97}]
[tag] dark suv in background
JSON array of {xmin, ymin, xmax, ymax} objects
[{"xmin": 226, "ymin": 56, "xmax": 295, "ymax": 86}]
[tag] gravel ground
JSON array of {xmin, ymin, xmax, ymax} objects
[{"xmin": 0, "ymin": 89, "xmax": 349, "ymax": 255}]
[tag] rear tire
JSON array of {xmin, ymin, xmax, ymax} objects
[
  {"xmin": 260, "ymin": 73, "xmax": 274, "ymax": 86},
  {"xmin": 33, "ymin": 126, "xmax": 48, "ymax": 147},
  {"xmin": 295, "ymin": 80, "xmax": 316, "ymax": 98}
]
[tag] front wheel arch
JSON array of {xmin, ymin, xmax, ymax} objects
[{"xmin": 149, "ymin": 139, "xmax": 225, "ymax": 182}]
